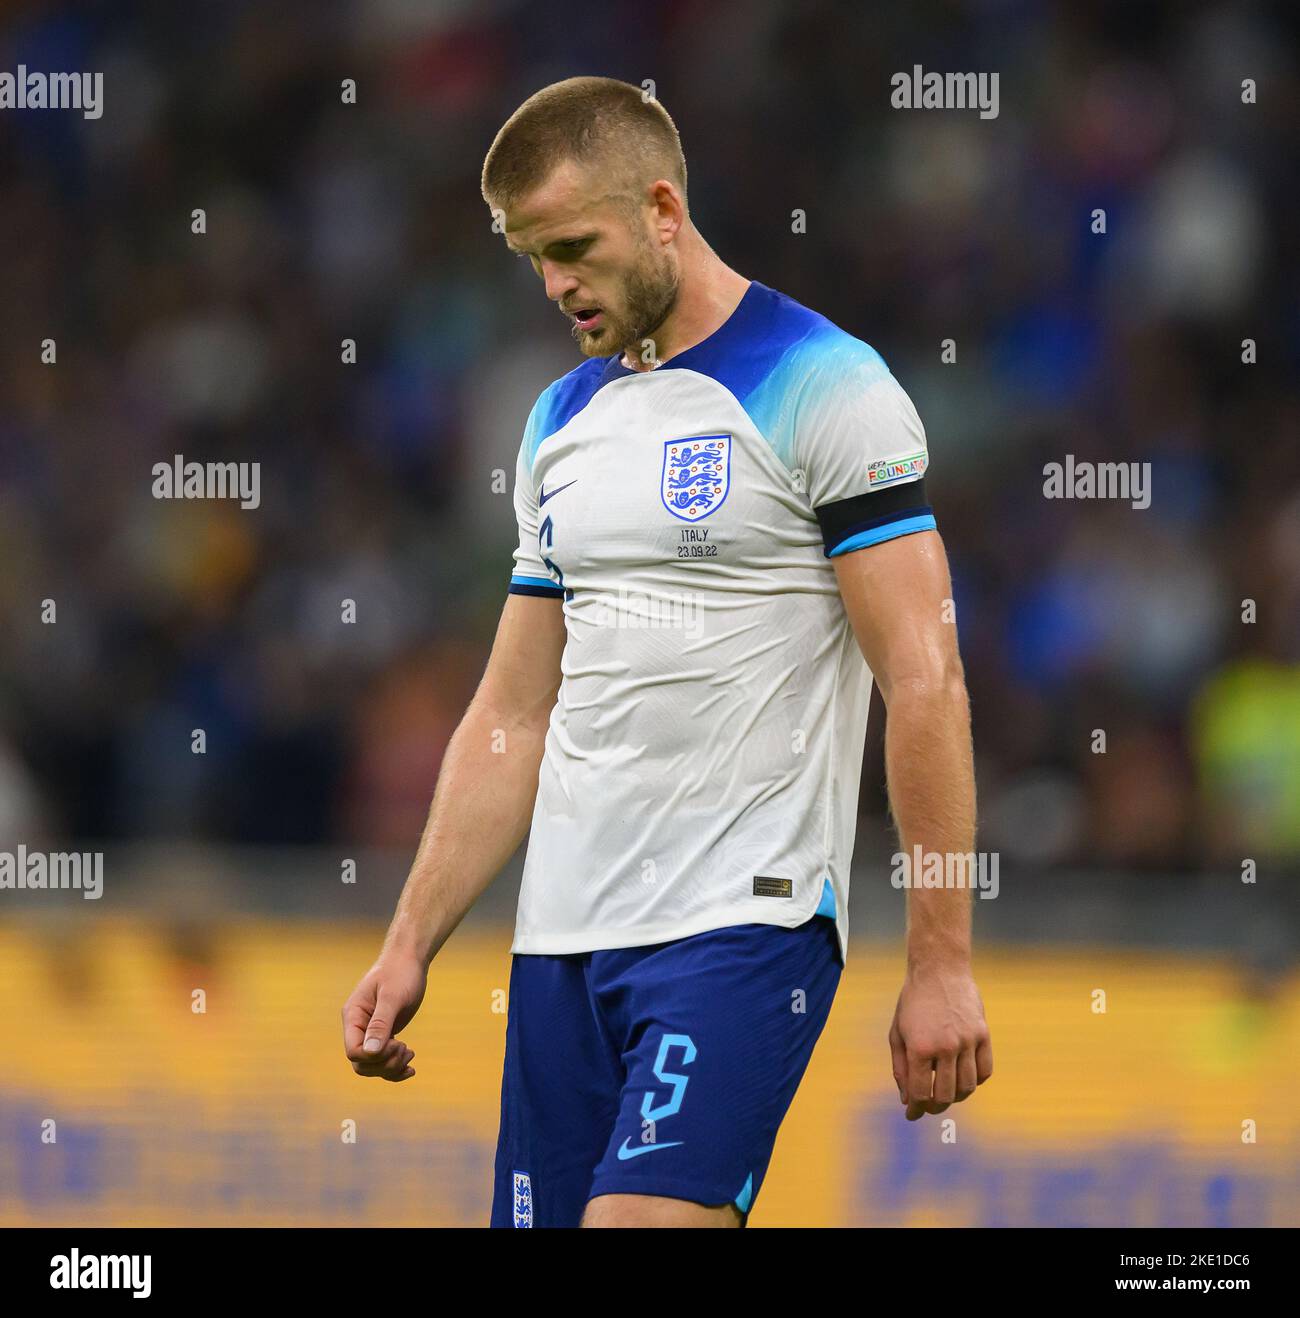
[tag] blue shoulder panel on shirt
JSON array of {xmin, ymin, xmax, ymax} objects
[
  {"xmin": 523, "ymin": 356, "xmax": 610, "ymax": 475},
  {"xmin": 597, "ymin": 282, "xmax": 891, "ymax": 469},
  {"xmin": 742, "ymin": 314, "xmax": 892, "ymax": 468}
]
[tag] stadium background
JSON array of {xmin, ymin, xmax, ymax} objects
[{"xmin": 1, "ymin": 0, "xmax": 1297, "ymax": 1227}]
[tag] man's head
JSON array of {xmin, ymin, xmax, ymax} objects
[{"xmin": 482, "ymin": 77, "xmax": 689, "ymax": 359}]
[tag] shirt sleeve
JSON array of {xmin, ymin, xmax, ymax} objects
[
  {"xmin": 790, "ymin": 335, "xmax": 936, "ymax": 558},
  {"xmin": 508, "ymin": 424, "xmax": 565, "ymax": 600}
]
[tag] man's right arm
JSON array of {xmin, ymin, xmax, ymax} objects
[
  {"xmin": 341, "ymin": 592, "xmax": 564, "ymax": 1079},
  {"xmin": 386, "ymin": 592, "xmax": 564, "ymax": 966}
]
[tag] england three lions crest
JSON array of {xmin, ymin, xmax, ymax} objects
[
  {"xmin": 661, "ymin": 435, "xmax": 731, "ymax": 521},
  {"xmin": 512, "ymin": 1171, "xmax": 533, "ymax": 1228}
]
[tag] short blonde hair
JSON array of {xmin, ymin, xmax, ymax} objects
[{"xmin": 481, "ymin": 76, "xmax": 687, "ymax": 215}]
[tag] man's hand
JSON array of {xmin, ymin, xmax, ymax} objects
[
  {"xmin": 888, "ymin": 961, "xmax": 992, "ymax": 1120},
  {"xmin": 339, "ymin": 594, "xmax": 564, "ymax": 1087},
  {"xmin": 832, "ymin": 531, "xmax": 990, "ymax": 1120},
  {"xmin": 341, "ymin": 951, "xmax": 429, "ymax": 1082}
]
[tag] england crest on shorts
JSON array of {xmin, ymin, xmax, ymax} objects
[
  {"xmin": 661, "ymin": 434, "xmax": 731, "ymax": 521},
  {"xmin": 512, "ymin": 1171, "xmax": 533, "ymax": 1228}
]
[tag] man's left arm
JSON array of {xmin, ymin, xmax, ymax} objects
[{"xmin": 833, "ymin": 528, "xmax": 993, "ymax": 1121}]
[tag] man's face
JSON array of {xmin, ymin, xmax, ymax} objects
[{"xmin": 501, "ymin": 160, "xmax": 679, "ymax": 360}]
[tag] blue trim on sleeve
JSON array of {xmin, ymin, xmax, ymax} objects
[
  {"xmin": 735, "ymin": 1172, "xmax": 754, "ymax": 1214},
  {"xmin": 509, "ymin": 574, "xmax": 564, "ymax": 598},
  {"xmin": 827, "ymin": 512, "xmax": 936, "ymax": 557}
]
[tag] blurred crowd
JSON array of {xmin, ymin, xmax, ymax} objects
[{"xmin": 0, "ymin": 0, "xmax": 1296, "ymax": 871}]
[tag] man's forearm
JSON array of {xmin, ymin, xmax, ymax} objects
[
  {"xmin": 384, "ymin": 697, "xmax": 549, "ymax": 967},
  {"xmin": 883, "ymin": 675, "xmax": 977, "ymax": 968}
]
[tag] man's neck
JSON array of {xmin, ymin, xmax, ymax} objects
[{"xmin": 620, "ymin": 244, "xmax": 750, "ymax": 372}]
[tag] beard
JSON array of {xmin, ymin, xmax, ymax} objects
[{"xmin": 571, "ymin": 244, "xmax": 680, "ymax": 361}]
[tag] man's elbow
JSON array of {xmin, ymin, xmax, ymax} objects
[{"xmin": 877, "ymin": 648, "xmax": 969, "ymax": 711}]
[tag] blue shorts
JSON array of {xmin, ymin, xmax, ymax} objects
[{"xmin": 490, "ymin": 914, "xmax": 842, "ymax": 1227}]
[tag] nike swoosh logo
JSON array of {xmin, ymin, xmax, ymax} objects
[
  {"xmin": 539, "ymin": 480, "xmax": 577, "ymax": 506},
  {"xmin": 616, "ymin": 1137, "xmax": 684, "ymax": 1160}
]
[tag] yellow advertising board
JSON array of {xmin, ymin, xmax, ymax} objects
[{"xmin": 2, "ymin": 920, "xmax": 1295, "ymax": 1226}]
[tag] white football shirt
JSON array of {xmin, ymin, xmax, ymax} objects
[{"xmin": 507, "ymin": 281, "xmax": 935, "ymax": 960}]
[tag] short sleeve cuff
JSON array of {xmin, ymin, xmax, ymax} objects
[
  {"xmin": 815, "ymin": 477, "xmax": 935, "ymax": 557},
  {"xmin": 826, "ymin": 510, "xmax": 936, "ymax": 557},
  {"xmin": 508, "ymin": 574, "xmax": 565, "ymax": 598}
]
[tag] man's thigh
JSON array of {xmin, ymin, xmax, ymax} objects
[
  {"xmin": 584, "ymin": 916, "xmax": 842, "ymax": 1222},
  {"xmin": 490, "ymin": 951, "xmax": 621, "ymax": 1228}
]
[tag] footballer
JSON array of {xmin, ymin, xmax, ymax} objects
[{"xmin": 342, "ymin": 76, "xmax": 992, "ymax": 1228}]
